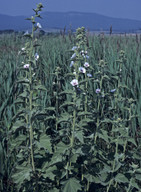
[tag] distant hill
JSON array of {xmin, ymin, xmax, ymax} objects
[{"xmin": 0, "ymin": 11, "xmax": 141, "ymax": 33}]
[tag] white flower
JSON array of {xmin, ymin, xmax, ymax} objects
[
  {"xmin": 24, "ymin": 64, "xmax": 30, "ymax": 69},
  {"xmin": 79, "ymin": 67, "xmax": 86, "ymax": 73},
  {"xmin": 71, "ymin": 53, "xmax": 76, "ymax": 59},
  {"xmin": 72, "ymin": 46, "xmax": 77, "ymax": 51},
  {"xmin": 81, "ymin": 50, "xmax": 84, "ymax": 54},
  {"xmin": 110, "ymin": 89, "xmax": 116, "ymax": 93},
  {"xmin": 87, "ymin": 73, "xmax": 92, "ymax": 78},
  {"xmin": 70, "ymin": 79, "xmax": 78, "ymax": 86},
  {"xmin": 84, "ymin": 62, "xmax": 90, "ymax": 68},
  {"xmin": 35, "ymin": 53, "xmax": 39, "ymax": 61},
  {"xmin": 73, "ymin": 71, "xmax": 76, "ymax": 75},
  {"xmin": 21, "ymin": 47, "xmax": 25, "ymax": 51},
  {"xmin": 96, "ymin": 88, "xmax": 101, "ymax": 93},
  {"xmin": 70, "ymin": 61, "xmax": 74, "ymax": 67},
  {"xmin": 37, "ymin": 22, "xmax": 42, "ymax": 29}
]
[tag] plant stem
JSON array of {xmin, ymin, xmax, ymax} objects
[
  {"xmin": 29, "ymin": 23, "xmax": 35, "ymax": 172},
  {"xmin": 71, "ymin": 91, "xmax": 76, "ymax": 147},
  {"xmin": 84, "ymin": 50, "xmax": 88, "ymax": 119}
]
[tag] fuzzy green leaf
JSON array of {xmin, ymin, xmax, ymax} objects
[
  {"xmin": 70, "ymin": 153, "xmax": 79, "ymax": 163},
  {"xmin": 84, "ymin": 174, "xmax": 99, "ymax": 183},
  {"xmin": 45, "ymin": 115, "xmax": 56, "ymax": 120},
  {"xmin": 59, "ymin": 90, "xmax": 74, "ymax": 95},
  {"xmin": 130, "ymin": 178, "xmax": 140, "ymax": 190},
  {"xmin": 58, "ymin": 117, "xmax": 71, "ymax": 124},
  {"xmin": 62, "ymin": 177, "xmax": 82, "ymax": 192},
  {"xmin": 115, "ymin": 173, "xmax": 129, "ymax": 183},
  {"xmin": 12, "ymin": 165, "xmax": 32, "ymax": 190},
  {"xmin": 17, "ymin": 78, "xmax": 30, "ymax": 84},
  {"xmin": 55, "ymin": 142, "xmax": 70, "ymax": 155},
  {"xmin": 42, "ymin": 165, "xmax": 57, "ymax": 180},
  {"xmin": 135, "ymin": 173, "xmax": 141, "ymax": 181},
  {"xmin": 127, "ymin": 138, "xmax": 137, "ymax": 147},
  {"xmin": 60, "ymin": 102, "xmax": 75, "ymax": 108},
  {"xmin": 77, "ymin": 111, "xmax": 92, "ymax": 117},
  {"xmin": 39, "ymin": 134, "xmax": 52, "ymax": 153},
  {"xmin": 75, "ymin": 131, "xmax": 84, "ymax": 143},
  {"xmin": 97, "ymin": 130, "xmax": 109, "ymax": 143},
  {"xmin": 46, "ymin": 107, "xmax": 56, "ymax": 111},
  {"xmin": 12, "ymin": 120, "xmax": 27, "ymax": 132},
  {"xmin": 33, "ymin": 85, "xmax": 47, "ymax": 91}
]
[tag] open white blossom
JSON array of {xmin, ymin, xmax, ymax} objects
[
  {"xmin": 84, "ymin": 62, "xmax": 90, "ymax": 68},
  {"xmin": 79, "ymin": 67, "xmax": 86, "ymax": 73},
  {"xmin": 35, "ymin": 53, "xmax": 39, "ymax": 61},
  {"xmin": 70, "ymin": 79, "xmax": 78, "ymax": 86},
  {"xmin": 24, "ymin": 64, "xmax": 30, "ymax": 69}
]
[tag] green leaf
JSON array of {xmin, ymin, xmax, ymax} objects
[
  {"xmin": 127, "ymin": 138, "xmax": 137, "ymax": 147},
  {"xmin": 77, "ymin": 118, "xmax": 93, "ymax": 128},
  {"xmin": 84, "ymin": 174, "xmax": 99, "ymax": 183},
  {"xmin": 75, "ymin": 131, "xmax": 84, "ymax": 143},
  {"xmin": 115, "ymin": 173, "xmax": 129, "ymax": 183},
  {"xmin": 135, "ymin": 173, "xmax": 141, "ymax": 181},
  {"xmin": 77, "ymin": 111, "xmax": 92, "ymax": 117},
  {"xmin": 59, "ymin": 90, "xmax": 74, "ymax": 95},
  {"xmin": 33, "ymin": 85, "xmax": 47, "ymax": 91},
  {"xmin": 12, "ymin": 165, "xmax": 32, "ymax": 190},
  {"xmin": 46, "ymin": 107, "xmax": 56, "ymax": 112},
  {"xmin": 32, "ymin": 111, "xmax": 48, "ymax": 120},
  {"xmin": 97, "ymin": 130, "xmax": 109, "ymax": 143},
  {"xmin": 39, "ymin": 134, "xmax": 52, "ymax": 153},
  {"xmin": 17, "ymin": 78, "xmax": 30, "ymax": 84},
  {"xmin": 42, "ymin": 165, "xmax": 57, "ymax": 180},
  {"xmin": 70, "ymin": 153, "xmax": 79, "ymax": 163},
  {"xmin": 62, "ymin": 177, "xmax": 82, "ymax": 192},
  {"xmin": 10, "ymin": 135, "xmax": 27, "ymax": 151},
  {"xmin": 12, "ymin": 120, "xmax": 27, "ymax": 133},
  {"xmin": 51, "ymin": 154, "xmax": 63, "ymax": 165},
  {"xmin": 60, "ymin": 102, "xmax": 75, "ymax": 108},
  {"xmin": 19, "ymin": 91, "xmax": 28, "ymax": 98},
  {"xmin": 58, "ymin": 116, "xmax": 71, "ymax": 124},
  {"xmin": 102, "ymin": 75, "xmax": 110, "ymax": 80},
  {"xmin": 55, "ymin": 142, "xmax": 70, "ymax": 155},
  {"xmin": 130, "ymin": 178, "xmax": 140, "ymax": 190},
  {"xmin": 45, "ymin": 115, "xmax": 56, "ymax": 121}
]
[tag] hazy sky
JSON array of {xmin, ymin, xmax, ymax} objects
[{"xmin": 1, "ymin": 0, "xmax": 141, "ymax": 21}]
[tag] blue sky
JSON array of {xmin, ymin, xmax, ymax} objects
[{"xmin": 1, "ymin": 0, "xmax": 141, "ymax": 21}]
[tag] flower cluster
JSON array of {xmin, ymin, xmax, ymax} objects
[{"xmin": 70, "ymin": 45, "xmax": 92, "ymax": 88}]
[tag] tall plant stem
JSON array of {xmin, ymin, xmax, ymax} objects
[
  {"xmin": 71, "ymin": 91, "xmax": 76, "ymax": 147},
  {"xmin": 85, "ymin": 73, "xmax": 88, "ymax": 119},
  {"xmin": 29, "ymin": 23, "xmax": 35, "ymax": 172},
  {"xmin": 94, "ymin": 75, "xmax": 102, "ymax": 143},
  {"xmin": 56, "ymin": 71, "xmax": 59, "ymax": 130}
]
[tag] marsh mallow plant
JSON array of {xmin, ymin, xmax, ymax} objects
[{"xmin": 0, "ymin": 4, "xmax": 141, "ymax": 192}]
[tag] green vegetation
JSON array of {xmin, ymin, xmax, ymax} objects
[{"xmin": 0, "ymin": 5, "xmax": 141, "ymax": 191}]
